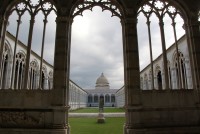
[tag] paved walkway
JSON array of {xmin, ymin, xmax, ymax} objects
[{"xmin": 69, "ymin": 113, "xmax": 125, "ymax": 117}]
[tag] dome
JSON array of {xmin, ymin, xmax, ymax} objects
[{"xmin": 95, "ymin": 73, "xmax": 110, "ymax": 89}]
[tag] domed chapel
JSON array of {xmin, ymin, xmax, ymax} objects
[{"xmin": 85, "ymin": 73, "xmax": 118, "ymax": 107}]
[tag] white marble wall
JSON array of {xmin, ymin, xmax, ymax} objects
[{"xmin": 140, "ymin": 35, "xmax": 193, "ymax": 90}]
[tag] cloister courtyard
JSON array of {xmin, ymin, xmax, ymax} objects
[{"xmin": 69, "ymin": 108, "xmax": 125, "ymax": 134}]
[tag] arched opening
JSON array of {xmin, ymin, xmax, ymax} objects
[
  {"xmin": 14, "ymin": 52, "xmax": 26, "ymax": 89},
  {"xmin": 88, "ymin": 94, "xmax": 93, "ymax": 103},
  {"xmin": 105, "ymin": 94, "xmax": 110, "ymax": 103},
  {"xmin": 29, "ymin": 60, "xmax": 38, "ymax": 89},
  {"xmin": 69, "ymin": 0, "xmax": 124, "ymax": 132},
  {"xmin": 173, "ymin": 51, "xmax": 189, "ymax": 89},
  {"xmin": 4, "ymin": 0, "xmax": 57, "ymax": 90},
  {"xmin": 94, "ymin": 94, "xmax": 99, "ymax": 103},
  {"xmin": 0, "ymin": 43, "xmax": 12, "ymax": 89},
  {"xmin": 70, "ymin": 5, "xmax": 123, "ymax": 90},
  {"xmin": 111, "ymin": 94, "xmax": 115, "ymax": 103},
  {"xmin": 137, "ymin": 0, "xmax": 190, "ymax": 90}
]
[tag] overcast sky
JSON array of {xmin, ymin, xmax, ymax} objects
[{"xmin": 7, "ymin": 6, "xmax": 185, "ymax": 89}]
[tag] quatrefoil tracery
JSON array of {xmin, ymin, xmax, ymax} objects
[
  {"xmin": 72, "ymin": 0, "xmax": 122, "ymax": 19},
  {"xmin": 11, "ymin": 0, "xmax": 56, "ymax": 18},
  {"xmin": 138, "ymin": 0, "xmax": 182, "ymax": 20}
]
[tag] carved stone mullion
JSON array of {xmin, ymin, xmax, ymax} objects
[{"xmin": 159, "ymin": 20, "xmax": 169, "ymax": 89}]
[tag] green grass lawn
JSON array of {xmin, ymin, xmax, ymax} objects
[
  {"xmin": 70, "ymin": 108, "xmax": 125, "ymax": 113},
  {"xmin": 69, "ymin": 117, "xmax": 125, "ymax": 134}
]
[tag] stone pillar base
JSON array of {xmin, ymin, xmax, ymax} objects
[
  {"xmin": 0, "ymin": 128, "xmax": 69, "ymax": 134},
  {"xmin": 97, "ymin": 113, "xmax": 105, "ymax": 123}
]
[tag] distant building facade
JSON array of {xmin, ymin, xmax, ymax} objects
[
  {"xmin": 85, "ymin": 73, "xmax": 118, "ymax": 107},
  {"xmin": 140, "ymin": 35, "xmax": 193, "ymax": 90}
]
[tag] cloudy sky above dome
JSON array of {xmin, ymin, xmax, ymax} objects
[{"xmin": 7, "ymin": 4, "xmax": 185, "ymax": 89}]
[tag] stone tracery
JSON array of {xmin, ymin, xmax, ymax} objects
[
  {"xmin": 138, "ymin": 0, "xmax": 187, "ymax": 90},
  {"xmin": 72, "ymin": 0, "xmax": 122, "ymax": 18},
  {"xmin": 5, "ymin": 0, "xmax": 57, "ymax": 90}
]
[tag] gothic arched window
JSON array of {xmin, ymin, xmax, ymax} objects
[
  {"xmin": 5, "ymin": 0, "xmax": 57, "ymax": 89},
  {"xmin": 174, "ymin": 52, "xmax": 188, "ymax": 89},
  {"xmin": 41, "ymin": 66, "xmax": 47, "ymax": 89},
  {"xmin": 88, "ymin": 94, "xmax": 93, "ymax": 103},
  {"xmin": 105, "ymin": 94, "xmax": 110, "ymax": 103},
  {"xmin": 29, "ymin": 60, "xmax": 38, "ymax": 89},
  {"xmin": 137, "ymin": 0, "xmax": 185, "ymax": 89},
  {"xmin": 111, "ymin": 94, "xmax": 115, "ymax": 103},
  {"xmin": 94, "ymin": 94, "xmax": 99, "ymax": 103},
  {"xmin": 1, "ymin": 44, "xmax": 11, "ymax": 89},
  {"xmin": 14, "ymin": 52, "xmax": 26, "ymax": 89}
]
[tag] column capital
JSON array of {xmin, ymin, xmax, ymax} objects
[
  {"xmin": 121, "ymin": 17, "xmax": 137, "ymax": 25},
  {"xmin": 56, "ymin": 16, "xmax": 73, "ymax": 24}
]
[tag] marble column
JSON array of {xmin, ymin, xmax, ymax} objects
[
  {"xmin": 121, "ymin": 14, "xmax": 141, "ymax": 134},
  {"xmin": 159, "ymin": 20, "xmax": 169, "ymax": 89},
  {"xmin": 23, "ymin": 16, "xmax": 35, "ymax": 89},
  {"xmin": 52, "ymin": 15, "xmax": 72, "ymax": 130}
]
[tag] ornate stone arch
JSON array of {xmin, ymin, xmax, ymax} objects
[
  {"xmin": 29, "ymin": 59, "xmax": 39, "ymax": 89},
  {"xmin": 172, "ymin": 50, "xmax": 188, "ymax": 89},
  {"xmin": 137, "ymin": 0, "xmax": 189, "ymax": 21},
  {"xmin": 12, "ymin": 51, "xmax": 26, "ymax": 89},
  {"xmin": 0, "ymin": 40, "xmax": 13, "ymax": 89},
  {"xmin": 70, "ymin": 0, "xmax": 125, "ymax": 19},
  {"xmin": 30, "ymin": 59, "xmax": 39, "ymax": 70}
]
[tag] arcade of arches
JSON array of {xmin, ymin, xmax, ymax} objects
[{"xmin": 0, "ymin": 0, "xmax": 200, "ymax": 134}]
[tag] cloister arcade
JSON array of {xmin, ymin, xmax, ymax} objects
[
  {"xmin": 140, "ymin": 35, "xmax": 193, "ymax": 90},
  {"xmin": 87, "ymin": 93, "xmax": 116, "ymax": 107},
  {"xmin": 0, "ymin": 0, "xmax": 200, "ymax": 134}
]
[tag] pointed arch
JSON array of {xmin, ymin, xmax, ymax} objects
[
  {"xmin": 0, "ymin": 42, "xmax": 12, "ymax": 89},
  {"xmin": 71, "ymin": 0, "xmax": 125, "ymax": 19},
  {"xmin": 29, "ymin": 59, "xmax": 39, "ymax": 89},
  {"xmin": 173, "ymin": 51, "xmax": 188, "ymax": 89}
]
